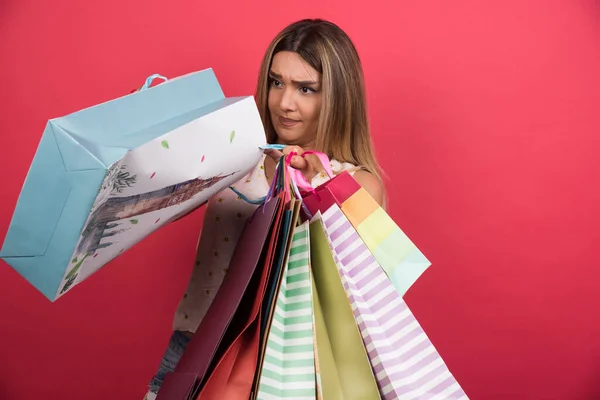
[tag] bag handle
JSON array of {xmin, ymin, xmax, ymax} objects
[
  {"xmin": 140, "ymin": 74, "xmax": 168, "ymax": 90},
  {"xmin": 232, "ymin": 145, "xmax": 333, "ymax": 215},
  {"xmin": 130, "ymin": 74, "xmax": 169, "ymax": 93},
  {"xmin": 229, "ymin": 145, "xmax": 296, "ymax": 205},
  {"xmin": 289, "ymin": 150, "xmax": 333, "ymax": 192},
  {"xmin": 260, "ymin": 144, "xmax": 334, "ymax": 192}
]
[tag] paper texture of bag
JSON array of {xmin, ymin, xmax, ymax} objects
[
  {"xmin": 157, "ymin": 197, "xmax": 281, "ymax": 400},
  {"xmin": 197, "ymin": 193, "xmax": 293, "ymax": 400},
  {"xmin": 0, "ymin": 69, "xmax": 266, "ymax": 301},
  {"xmin": 255, "ymin": 221, "xmax": 317, "ymax": 400},
  {"xmin": 302, "ymin": 171, "xmax": 431, "ymax": 297},
  {"xmin": 309, "ymin": 216, "xmax": 381, "ymax": 400},
  {"xmin": 319, "ymin": 204, "xmax": 468, "ymax": 400}
]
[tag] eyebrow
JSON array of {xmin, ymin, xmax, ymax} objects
[{"xmin": 269, "ymin": 71, "xmax": 319, "ymax": 87}]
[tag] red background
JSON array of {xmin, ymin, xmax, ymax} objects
[{"xmin": 1, "ymin": 1, "xmax": 599, "ymax": 399}]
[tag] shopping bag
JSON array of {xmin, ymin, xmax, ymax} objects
[
  {"xmin": 196, "ymin": 194, "xmax": 297, "ymax": 400},
  {"xmin": 302, "ymin": 169, "xmax": 431, "ymax": 297},
  {"xmin": 309, "ymin": 216, "xmax": 381, "ymax": 399},
  {"xmin": 159, "ymin": 158, "xmax": 299, "ymax": 400},
  {"xmin": 252, "ymin": 200, "xmax": 304, "ymax": 394},
  {"xmin": 0, "ymin": 69, "xmax": 266, "ymax": 301},
  {"xmin": 157, "ymin": 195, "xmax": 282, "ymax": 400},
  {"xmin": 319, "ymin": 204, "xmax": 468, "ymax": 399},
  {"xmin": 194, "ymin": 159, "xmax": 304, "ymax": 399},
  {"xmin": 255, "ymin": 221, "xmax": 317, "ymax": 400}
]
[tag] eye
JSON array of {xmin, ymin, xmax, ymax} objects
[
  {"xmin": 299, "ymin": 87, "xmax": 316, "ymax": 94},
  {"xmin": 270, "ymin": 78, "xmax": 283, "ymax": 88}
]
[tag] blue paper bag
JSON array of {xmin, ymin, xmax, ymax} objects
[{"xmin": 0, "ymin": 69, "xmax": 266, "ymax": 301}]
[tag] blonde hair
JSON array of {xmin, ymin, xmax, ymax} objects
[{"xmin": 255, "ymin": 19, "xmax": 383, "ymax": 182}]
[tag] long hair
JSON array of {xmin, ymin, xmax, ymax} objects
[{"xmin": 255, "ymin": 19, "xmax": 382, "ymax": 181}]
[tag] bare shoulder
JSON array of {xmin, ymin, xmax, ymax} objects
[{"xmin": 352, "ymin": 170, "xmax": 386, "ymax": 208}]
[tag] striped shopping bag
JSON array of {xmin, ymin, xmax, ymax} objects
[
  {"xmin": 318, "ymin": 204, "xmax": 468, "ymax": 400},
  {"xmin": 255, "ymin": 221, "xmax": 317, "ymax": 400}
]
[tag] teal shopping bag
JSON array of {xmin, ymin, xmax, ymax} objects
[
  {"xmin": 255, "ymin": 221, "xmax": 317, "ymax": 400},
  {"xmin": 1, "ymin": 69, "xmax": 266, "ymax": 301}
]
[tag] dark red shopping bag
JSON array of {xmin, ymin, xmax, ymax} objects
[
  {"xmin": 194, "ymin": 193, "xmax": 293, "ymax": 400},
  {"xmin": 157, "ymin": 195, "xmax": 282, "ymax": 400}
]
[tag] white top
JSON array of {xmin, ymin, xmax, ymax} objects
[{"xmin": 173, "ymin": 154, "xmax": 358, "ymax": 333}]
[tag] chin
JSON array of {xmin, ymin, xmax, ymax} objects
[{"xmin": 273, "ymin": 127, "xmax": 303, "ymax": 144}]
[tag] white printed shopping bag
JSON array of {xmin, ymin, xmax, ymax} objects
[{"xmin": 1, "ymin": 69, "xmax": 266, "ymax": 301}]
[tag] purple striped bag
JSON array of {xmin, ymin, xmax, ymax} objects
[{"xmin": 317, "ymin": 205, "xmax": 468, "ymax": 400}]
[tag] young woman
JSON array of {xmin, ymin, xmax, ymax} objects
[{"xmin": 144, "ymin": 18, "xmax": 385, "ymax": 400}]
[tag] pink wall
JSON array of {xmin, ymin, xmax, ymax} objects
[{"xmin": 1, "ymin": 1, "xmax": 599, "ymax": 399}]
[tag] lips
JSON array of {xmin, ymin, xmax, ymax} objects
[{"xmin": 279, "ymin": 116, "xmax": 300, "ymax": 127}]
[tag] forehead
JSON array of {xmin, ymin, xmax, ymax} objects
[{"xmin": 270, "ymin": 51, "xmax": 320, "ymax": 82}]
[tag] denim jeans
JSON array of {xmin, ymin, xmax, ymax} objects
[{"xmin": 148, "ymin": 330, "xmax": 191, "ymax": 394}]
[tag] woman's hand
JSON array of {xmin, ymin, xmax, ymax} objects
[
  {"xmin": 264, "ymin": 145, "xmax": 386, "ymax": 209},
  {"xmin": 264, "ymin": 145, "xmax": 325, "ymax": 184}
]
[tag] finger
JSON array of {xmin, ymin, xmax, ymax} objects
[
  {"xmin": 282, "ymin": 145, "xmax": 304, "ymax": 157},
  {"xmin": 304, "ymin": 153, "xmax": 325, "ymax": 174},
  {"xmin": 264, "ymin": 148, "xmax": 284, "ymax": 160},
  {"xmin": 289, "ymin": 154, "xmax": 308, "ymax": 170}
]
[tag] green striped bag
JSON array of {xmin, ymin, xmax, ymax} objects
[{"xmin": 256, "ymin": 221, "xmax": 317, "ymax": 400}]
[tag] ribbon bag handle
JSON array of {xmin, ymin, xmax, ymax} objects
[
  {"xmin": 130, "ymin": 73, "xmax": 169, "ymax": 93},
  {"xmin": 302, "ymin": 150, "xmax": 334, "ymax": 179},
  {"xmin": 259, "ymin": 144, "xmax": 334, "ymax": 177},
  {"xmin": 286, "ymin": 150, "xmax": 334, "ymax": 193},
  {"xmin": 233, "ymin": 145, "xmax": 335, "ymax": 207},
  {"xmin": 259, "ymin": 144, "xmax": 334, "ymax": 192},
  {"xmin": 140, "ymin": 73, "xmax": 168, "ymax": 90}
]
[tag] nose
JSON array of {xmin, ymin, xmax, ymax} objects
[{"xmin": 279, "ymin": 87, "xmax": 296, "ymax": 112}]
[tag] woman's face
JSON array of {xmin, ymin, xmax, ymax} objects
[{"xmin": 268, "ymin": 51, "xmax": 322, "ymax": 148}]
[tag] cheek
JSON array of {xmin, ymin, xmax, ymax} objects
[
  {"xmin": 300, "ymin": 97, "xmax": 321, "ymax": 123},
  {"xmin": 267, "ymin": 90, "xmax": 279, "ymax": 114}
]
